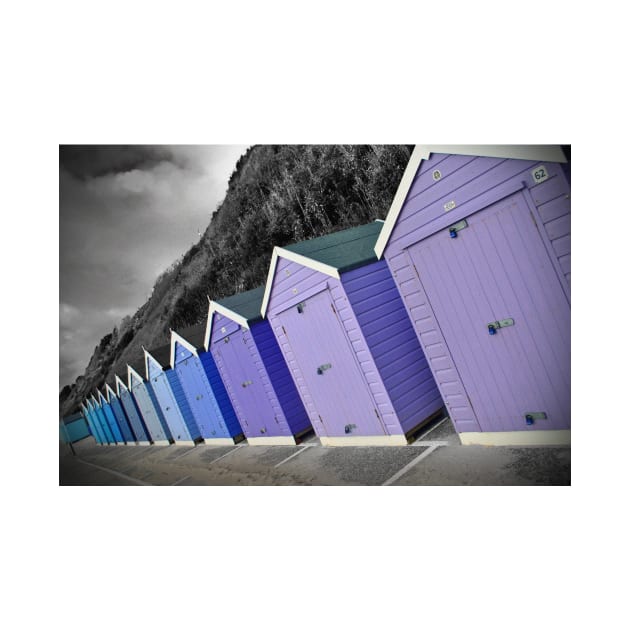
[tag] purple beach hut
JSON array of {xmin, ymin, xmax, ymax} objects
[
  {"xmin": 374, "ymin": 145, "xmax": 571, "ymax": 446},
  {"xmin": 261, "ymin": 220, "xmax": 444, "ymax": 446}
]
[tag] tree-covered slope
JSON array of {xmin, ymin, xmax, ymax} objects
[{"xmin": 59, "ymin": 145, "xmax": 413, "ymax": 417}]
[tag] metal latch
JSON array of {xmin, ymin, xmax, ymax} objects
[
  {"xmin": 241, "ymin": 380, "xmax": 252, "ymax": 388},
  {"xmin": 344, "ymin": 423, "xmax": 357, "ymax": 434},
  {"xmin": 524, "ymin": 412, "xmax": 547, "ymax": 425},
  {"xmin": 297, "ymin": 302, "xmax": 305, "ymax": 314},
  {"xmin": 317, "ymin": 363, "xmax": 332, "ymax": 374},
  {"xmin": 260, "ymin": 427, "xmax": 267, "ymax": 434},
  {"xmin": 448, "ymin": 219, "xmax": 468, "ymax": 238},
  {"xmin": 487, "ymin": 318, "xmax": 515, "ymax": 335}
]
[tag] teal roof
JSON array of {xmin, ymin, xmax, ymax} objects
[
  {"xmin": 215, "ymin": 286, "xmax": 265, "ymax": 325},
  {"xmin": 283, "ymin": 220, "xmax": 383, "ymax": 273}
]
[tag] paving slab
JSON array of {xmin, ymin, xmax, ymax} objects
[
  {"xmin": 279, "ymin": 445, "xmax": 430, "ymax": 485},
  {"xmin": 391, "ymin": 446, "xmax": 571, "ymax": 485},
  {"xmin": 215, "ymin": 445, "xmax": 301, "ymax": 471},
  {"xmin": 413, "ymin": 417, "xmax": 461, "ymax": 445}
]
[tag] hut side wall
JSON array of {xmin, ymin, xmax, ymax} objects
[
  {"xmin": 251, "ymin": 320, "xmax": 311, "ymax": 435},
  {"xmin": 342, "ymin": 259, "xmax": 444, "ymax": 433}
]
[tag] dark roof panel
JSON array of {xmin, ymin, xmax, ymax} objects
[
  {"xmin": 128, "ymin": 355, "xmax": 146, "ymax": 380},
  {"xmin": 215, "ymin": 286, "xmax": 265, "ymax": 324},
  {"xmin": 146, "ymin": 343, "xmax": 172, "ymax": 369},
  {"xmin": 175, "ymin": 322, "xmax": 207, "ymax": 351},
  {"xmin": 283, "ymin": 221, "xmax": 382, "ymax": 273}
]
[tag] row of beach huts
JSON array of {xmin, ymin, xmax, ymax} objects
[{"xmin": 60, "ymin": 145, "xmax": 571, "ymax": 450}]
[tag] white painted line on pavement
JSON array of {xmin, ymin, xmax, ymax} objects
[
  {"xmin": 171, "ymin": 447, "xmax": 197, "ymax": 461},
  {"xmin": 381, "ymin": 444, "xmax": 442, "ymax": 486},
  {"xmin": 208, "ymin": 444, "xmax": 246, "ymax": 465},
  {"xmin": 415, "ymin": 416, "xmax": 450, "ymax": 440},
  {"xmin": 274, "ymin": 445, "xmax": 313, "ymax": 468},
  {"xmin": 77, "ymin": 458, "xmax": 152, "ymax": 486},
  {"xmin": 171, "ymin": 475, "xmax": 191, "ymax": 486}
]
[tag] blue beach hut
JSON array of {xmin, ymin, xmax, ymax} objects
[
  {"xmin": 105, "ymin": 383, "xmax": 137, "ymax": 445},
  {"xmin": 97, "ymin": 389, "xmax": 124, "ymax": 444},
  {"xmin": 144, "ymin": 344, "xmax": 202, "ymax": 445},
  {"xmin": 170, "ymin": 324, "xmax": 243, "ymax": 444},
  {"xmin": 127, "ymin": 358, "xmax": 173, "ymax": 445},
  {"xmin": 115, "ymin": 373, "xmax": 151, "ymax": 444},
  {"xmin": 206, "ymin": 286, "xmax": 311, "ymax": 445}
]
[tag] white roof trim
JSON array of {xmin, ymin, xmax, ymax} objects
[
  {"xmin": 374, "ymin": 144, "xmax": 567, "ymax": 259},
  {"xmin": 90, "ymin": 394, "xmax": 100, "ymax": 408},
  {"xmin": 80, "ymin": 402, "xmax": 88, "ymax": 414},
  {"xmin": 128, "ymin": 364, "xmax": 145, "ymax": 388},
  {"xmin": 97, "ymin": 389, "xmax": 108, "ymax": 405},
  {"xmin": 105, "ymin": 383, "xmax": 117, "ymax": 402},
  {"xmin": 144, "ymin": 348, "xmax": 164, "ymax": 374},
  {"xmin": 205, "ymin": 301, "xmax": 250, "ymax": 349},
  {"xmin": 261, "ymin": 246, "xmax": 341, "ymax": 317},
  {"xmin": 115, "ymin": 374, "xmax": 129, "ymax": 396},
  {"xmin": 170, "ymin": 329, "xmax": 200, "ymax": 367}
]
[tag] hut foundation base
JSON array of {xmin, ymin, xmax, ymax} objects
[
  {"xmin": 320, "ymin": 434, "xmax": 407, "ymax": 447},
  {"xmin": 459, "ymin": 429, "xmax": 571, "ymax": 446}
]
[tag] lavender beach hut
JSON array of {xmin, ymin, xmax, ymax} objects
[
  {"xmin": 206, "ymin": 286, "xmax": 312, "ymax": 445},
  {"xmin": 375, "ymin": 145, "xmax": 571, "ymax": 446},
  {"xmin": 144, "ymin": 344, "xmax": 202, "ymax": 445},
  {"xmin": 171, "ymin": 324, "xmax": 244, "ymax": 444},
  {"xmin": 262, "ymin": 221, "xmax": 444, "ymax": 446}
]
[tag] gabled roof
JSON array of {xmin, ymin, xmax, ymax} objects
[
  {"xmin": 145, "ymin": 343, "xmax": 172, "ymax": 373},
  {"xmin": 115, "ymin": 373, "xmax": 129, "ymax": 396},
  {"xmin": 105, "ymin": 383, "xmax": 118, "ymax": 402},
  {"xmin": 261, "ymin": 220, "xmax": 384, "ymax": 316},
  {"xmin": 97, "ymin": 389, "xmax": 108, "ymax": 405},
  {"xmin": 170, "ymin": 322, "xmax": 206, "ymax": 366},
  {"xmin": 90, "ymin": 394, "xmax": 100, "ymax": 409},
  {"xmin": 205, "ymin": 285, "xmax": 265, "ymax": 348},
  {"xmin": 374, "ymin": 145, "xmax": 568, "ymax": 259},
  {"xmin": 127, "ymin": 355, "xmax": 146, "ymax": 386}
]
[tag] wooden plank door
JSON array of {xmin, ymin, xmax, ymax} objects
[
  {"xmin": 276, "ymin": 289, "xmax": 384, "ymax": 437},
  {"xmin": 407, "ymin": 190, "xmax": 570, "ymax": 433}
]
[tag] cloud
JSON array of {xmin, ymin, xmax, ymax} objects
[{"xmin": 59, "ymin": 145, "xmax": 248, "ymax": 389}]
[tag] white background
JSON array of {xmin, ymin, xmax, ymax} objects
[{"xmin": 2, "ymin": 1, "xmax": 627, "ymax": 629}]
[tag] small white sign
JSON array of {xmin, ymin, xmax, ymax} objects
[
  {"xmin": 531, "ymin": 165, "xmax": 549, "ymax": 184},
  {"xmin": 221, "ymin": 326, "xmax": 226, "ymax": 333},
  {"xmin": 444, "ymin": 200, "xmax": 456, "ymax": 212}
]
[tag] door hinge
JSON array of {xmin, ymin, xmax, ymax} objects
[
  {"xmin": 330, "ymin": 303, "xmax": 336, "ymax": 314},
  {"xmin": 281, "ymin": 325, "xmax": 286, "ymax": 336}
]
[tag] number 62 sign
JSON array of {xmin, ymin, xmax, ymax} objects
[{"xmin": 531, "ymin": 165, "xmax": 549, "ymax": 184}]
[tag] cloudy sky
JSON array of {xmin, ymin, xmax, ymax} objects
[{"xmin": 59, "ymin": 145, "xmax": 248, "ymax": 390}]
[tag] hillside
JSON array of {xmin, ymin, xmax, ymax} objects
[{"xmin": 59, "ymin": 144, "xmax": 413, "ymax": 417}]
